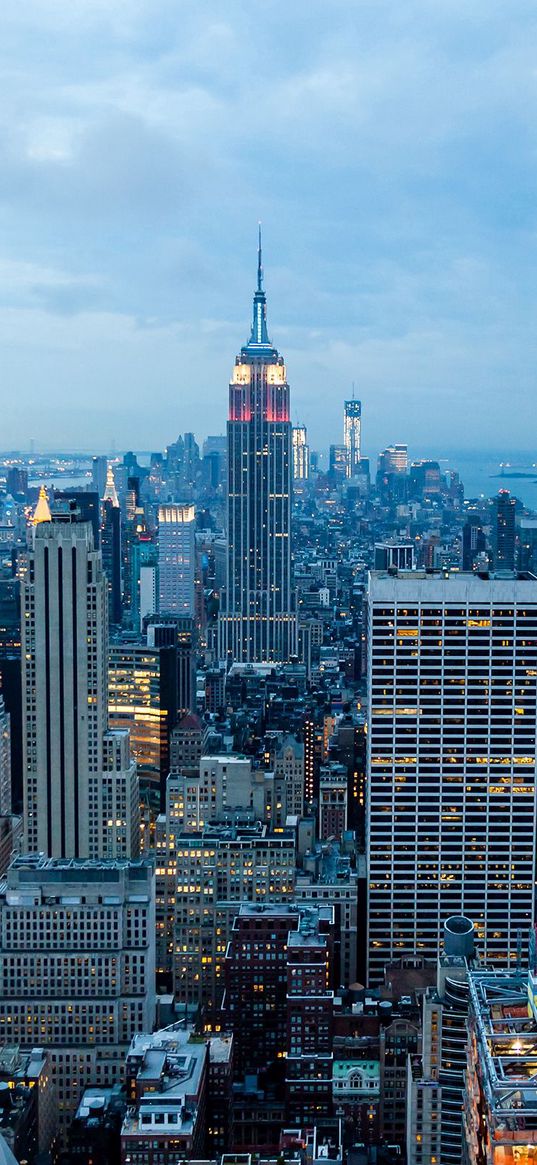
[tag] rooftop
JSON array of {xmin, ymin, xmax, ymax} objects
[{"xmin": 468, "ymin": 969, "xmax": 537, "ymax": 1131}]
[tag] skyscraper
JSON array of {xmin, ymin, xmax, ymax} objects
[
  {"xmin": 0, "ymin": 692, "xmax": 11, "ymax": 816},
  {"xmin": 21, "ymin": 495, "xmax": 138, "ymax": 859},
  {"xmin": 292, "ymin": 425, "xmax": 310, "ymax": 480},
  {"xmin": 495, "ymin": 488, "xmax": 516, "ymax": 570},
  {"xmin": 101, "ymin": 463, "xmax": 122, "ymax": 626},
  {"xmin": 157, "ymin": 503, "xmax": 196, "ymax": 617},
  {"xmin": 219, "ymin": 233, "xmax": 296, "ymax": 662},
  {"xmin": 343, "ymin": 397, "xmax": 361, "ymax": 476},
  {"xmin": 367, "ymin": 569, "xmax": 537, "ymax": 984}
]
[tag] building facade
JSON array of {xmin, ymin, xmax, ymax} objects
[
  {"xmin": 343, "ymin": 398, "xmax": 362, "ymax": 477},
  {"xmin": 219, "ymin": 235, "xmax": 296, "ymax": 663},
  {"xmin": 21, "ymin": 503, "xmax": 138, "ymax": 859},
  {"xmin": 0, "ymin": 855, "xmax": 155, "ymax": 1131},
  {"xmin": 367, "ymin": 570, "xmax": 537, "ymax": 984},
  {"xmin": 158, "ymin": 503, "xmax": 196, "ymax": 618}
]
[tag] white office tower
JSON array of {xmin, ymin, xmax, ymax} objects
[
  {"xmin": 0, "ymin": 854, "xmax": 155, "ymax": 1131},
  {"xmin": 21, "ymin": 501, "xmax": 139, "ymax": 859},
  {"xmin": 158, "ymin": 503, "xmax": 195, "ymax": 617},
  {"xmin": 0, "ymin": 693, "xmax": 11, "ymax": 816},
  {"xmin": 367, "ymin": 570, "xmax": 537, "ymax": 985}
]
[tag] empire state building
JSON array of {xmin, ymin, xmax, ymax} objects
[{"xmin": 219, "ymin": 234, "xmax": 297, "ymax": 663}]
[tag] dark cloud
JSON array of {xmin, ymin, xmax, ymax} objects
[{"xmin": 0, "ymin": 0, "xmax": 536, "ymax": 453}]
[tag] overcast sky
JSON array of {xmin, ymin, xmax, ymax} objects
[{"xmin": 1, "ymin": 0, "xmax": 536, "ymax": 457}]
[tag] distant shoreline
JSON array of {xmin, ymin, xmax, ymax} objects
[{"xmin": 491, "ymin": 472, "xmax": 537, "ymax": 480}]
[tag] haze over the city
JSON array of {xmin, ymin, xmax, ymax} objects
[{"xmin": 1, "ymin": 0, "xmax": 536, "ymax": 453}]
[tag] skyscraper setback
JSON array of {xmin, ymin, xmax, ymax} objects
[{"xmin": 219, "ymin": 234, "xmax": 296, "ymax": 662}]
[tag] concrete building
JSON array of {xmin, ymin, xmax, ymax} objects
[
  {"xmin": 367, "ymin": 570, "xmax": 537, "ymax": 983},
  {"xmin": 0, "ymin": 855, "xmax": 155, "ymax": 1131}
]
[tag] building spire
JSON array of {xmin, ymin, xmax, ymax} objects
[
  {"xmin": 257, "ymin": 222, "xmax": 263, "ymax": 292},
  {"xmin": 246, "ymin": 225, "xmax": 271, "ymax": 350},
  {"xmin": 32, "ymin": 484, "xmax": 52, "ymax": 525},
  {"xmin": 103, "ymin": 462, "xmax": 119, "ymax": 508}
]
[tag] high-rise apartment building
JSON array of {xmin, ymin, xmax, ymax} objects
[
  {"xmin": 21, "ymin": 500, "xmax": 138, "ymax": 859},
  {"xmin": 343, "ymin": 398, "xmax": 362, "ymax": 477},
  {"xmin": 367, "ymin": 570, "xmax": 537, "ymax": 984},
  {"xmin": 157, "ymin": 503, "xmax": 196, "ymax": 617},
  {"xmin": 292, "ymin": 425, "xmax": 310, "ymax": 481},
  {"xmin": 219, "ymin": 234, "xmax": 296, "ymax": 663},
  {"xmin": 0, "ymin": 855, "xmax": 155, "ymax": 1131}
]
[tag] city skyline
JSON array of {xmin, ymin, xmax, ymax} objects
[{"xmin": 1, "ymin": 2, "xmax": 536, "ymax": 452}]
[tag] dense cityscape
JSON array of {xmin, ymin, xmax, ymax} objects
[{"xmin": 0, "ymin": 235, "xmax": 536, "ymax": 1165}]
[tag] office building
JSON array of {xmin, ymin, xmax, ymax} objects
[
  {"xmin": 101, "ymin": 463, "xmax": 122, "ymax": 626},
  {"xmin": 367, "ymin": 570, "xmax": 537, "ymax": 984},
  {"xmin": 158, "ymin": 503, "xmax": 196, "ymax": 617},
  {"xmin": 462, "ymin": 952, "xmax": 537, "ymax": 1164},
  {"xmin": 343, "ymin": 398, "xmax": 362, "ymax": 477},
  {"xmin": 495, "ymin": 489, "xmax": 516, "ymax": 570},
  {"xmin": 378, "ymin": 444, "xmax": 408, "ymax": 475},
  {"xmin": 92, "ymin": 455, "xmax": 108, "ymax": 499},
  {"xmin": 0, "ymin": 694, "xmax": 10, "ymax": 816},
  {"xmin": 108, "ymin": 637, "xmax": 178, "ymax": 802},
  {"xmin": 462, "ymin": 517, "xmax": 487, "ymax": 572},
  {"xmin": 329, "ymin": 444, "xmax": 348, "ymax": 483},
  {"xmin": 219, "ymin": 233, "xmax": 296, "ymax": 663},
  {"xmin": 518, "ymin": 516, "xmax": 537, "ymax": 573},
  {"xmin": 292, "ymin": 425, "xmax": 310, "ymax": 480},
  {"xmin": 0, "ymin": 855, "xmax": 155, "ymax": 1131},
  {"xmin": 21, "ymin": 499, "xmax": 138, "ymax": 859}
]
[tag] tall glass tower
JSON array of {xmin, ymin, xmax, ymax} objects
[
  {"xmin": 219, "ymin": 233, "xmax": 296, "ymax": 662},
  {"xmin": 343, "ymin": 397, "xmax": 362, "ymax": 476}
]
